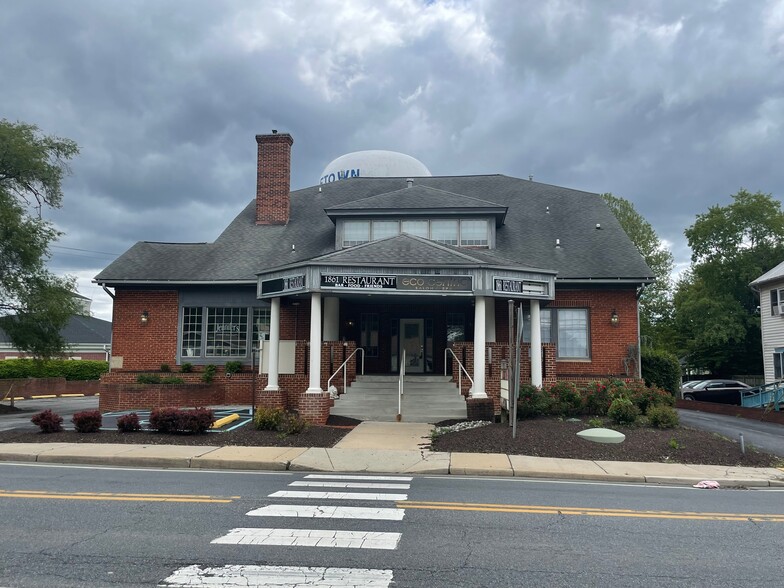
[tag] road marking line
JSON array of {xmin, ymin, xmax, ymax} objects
[
  {"xmin": 247, "ymin": 505, "xmax": 405, "ymax": 520},
  {"xmin": 270, "ymin": 490, "xmax": 408, "ymax": 501},
  {"xmin": 0, "ymin": 489, "xmax": 235, "ymax": 503},
  {"xmin": 159, "ymin": 564, "xmax": 393, "ymax": 587},
  {"xmin": 212, "ymin": 528, "xmax": 401, "ymax": 549},
  {"xmin": 290, "ymin": 481, "xmax": 410, "ymax": 490},
  {"xmin": 59, "ymin": 393, "xmax": 86, "ymax": 397},
  {"xmin": 400, "ymin": 501, "xmax": 784, "ymax": 522},
  {"xmin": 305, "ymin": 474, "xmax": 413, "ymax": 481}
]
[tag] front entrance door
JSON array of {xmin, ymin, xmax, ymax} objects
[{"xmin": 400, "ymin": 319, "xmax": 425, "ymax": 373}]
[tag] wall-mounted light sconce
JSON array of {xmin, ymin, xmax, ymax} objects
[
  {"xmin": 346, "ymin": 319, "xmax": 355, "ymax": 328},
  {"xmin": 610, "ymin": 309, "xmax": 619, "ymax": 326},
  {"xmin": 140, "ymin": 310, "xmax": 149, "ymax": 325}
]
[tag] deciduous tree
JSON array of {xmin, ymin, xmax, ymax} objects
[{"xmin": 0, "ymin": 119, "xmax": 80, "ymax": 357}]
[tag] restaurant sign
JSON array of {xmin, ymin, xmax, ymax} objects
[
  {"xmin": 492, "ymin": 277, "xmax": 548, "ymax": 296},
  {"xmin": 261, "ymin": 274, "xmax": 306, "ymax": 295}
]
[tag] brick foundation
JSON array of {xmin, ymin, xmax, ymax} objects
[
  {"xmin": 298, "ymin": 391, "xmax": 331, "ymax": 425},
  {"xmin": 467, "ymin": 397, "xmax": 495, "ymax": 421}
]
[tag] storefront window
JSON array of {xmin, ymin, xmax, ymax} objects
[
  {"xmin": 361, "ymin": 313, "xmax": 379, "ymax": 358},
  {"xmin": 181, "ymin": 307, "xmax": 203, "ymax": 357},
  {"xmin": 206, "ymin": 308, "xmax": 248, "ymax": 357},
  {"xmin": 447, "ymin": 313, "xmax": 465, "ymax": 342},
  {"xmin": 253, "ymin": 307, "xmax": 271, "ymax": 343}
]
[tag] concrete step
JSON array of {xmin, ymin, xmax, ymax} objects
[{"xmin": 354, "ymin": 375, "xmax": 454, "ymax": 383}]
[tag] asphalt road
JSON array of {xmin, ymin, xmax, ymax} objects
[
  {"xmin": 0, "ymin": 396, "xmax": 99, "ymax": 431},
  {"xmin": 678, "ymin": 408, "xmax": 784, "ymax": 457},
  {"xmin": 0, "ymin": 463, "xmax": 782, "ymax": 587}
]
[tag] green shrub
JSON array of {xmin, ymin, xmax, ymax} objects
[
  {"xmin": 0, "ymin": 359, "xmax": 108, "ymax": 381},
  {"xmin": 607, "ymin": 397, "xmax": 640, "ymax": 426},
  {"xmin": 587, "ymin": 417, "xmax": 603, "ymax": 428},
  {"xmin": 646, "ymin": 404, "xmax": 680, "ymax": 429},
  {"xmin": 116, "ymin": 413, "xmax": 141, "ymax": 433},
  {"xmin": 629, "ymin": 382, "xmax": 675, "ymax": 413},
  {"xmin": 279, "ymin": 412, "xmax": 308, "ymax": 436},
  {"xmin": 225, "ymin": 361, "xmax": 243, "ymax": 375},
  {"xmin": 180, "ymin": 363, "xmax": 193, "ymax": 373},
  {"xmin": 547, "ymin": 381, "xmax": 582, "ymax": 417},
  {"xmin": 72, "ymin": 410, "xmax": 102, "ymax": 433},
  {"xmin": 136, "ymin": 374, "xmax": 162, "ymax": 384},
  {"xmin": 201, "ymin": 364, "xmax": 217, "ymax": 383},
  {"xmin": 160, "ymin": 376, "xmax": 185, "ymax": 384},
  {"xmin": 582, "ymin": 380, "xmax": 613, "ymax": 416},
  {"xmin": 641, "ymin": 347, "xmax": 681, "ymax": 394},
  {"xmin": 160, "ymin": 364, "xmax": 171, "ymax": 373},
  {"xmin": 254, "ymin": 407, "xmax": 286, "ymax": 431},
  {"xmin": 516, "ymin": 384, "xmax": 551, "ymax": 419},
  {"xmin": 31, "ymin": 409, "xmax": 63, "ymax": 433}
]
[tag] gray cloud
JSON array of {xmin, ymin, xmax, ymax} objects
[{"xmin": 2, "ymin": 0, "xmax": 782, "ymax": 321}]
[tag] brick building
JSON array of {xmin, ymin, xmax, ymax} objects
[{"xmin": 95, "ymin": 133, "xmax": 652, "ymax": 422}]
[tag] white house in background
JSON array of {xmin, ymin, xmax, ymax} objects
[{"xmin": 751, "ymin": 260, "xmax": 784, "ymax": 383}]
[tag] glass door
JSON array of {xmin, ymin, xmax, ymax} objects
[{"xmin": 400, "ymin": 319, "xmax": 424, "ymax": 373}]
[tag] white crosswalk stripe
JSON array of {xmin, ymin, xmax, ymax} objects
[
  {"xmin": 269, "ymin": 490, "xmax": 408, "ymax": 501},
  {"xmin": 159, "ymin": 564, "xmax": 394, "ymax": 587},
  {"xmin": 289, "ymin": 480, "xmax": 410, "ymax": 490},
  {"xmin": 212, "ymin": 527, "xmax": 402, "ymax": 550},
  {"xmin": 304, "ymin": 474, "xmax": 413, "ymax": 481},
  {"xmin": 247, "ymin": 504, "xmax": 405, "ymax": 520}
]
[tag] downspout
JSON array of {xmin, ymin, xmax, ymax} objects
[
  {"xmin": 635, "ymin": 283, "xmax": 646, "ymax": 379},
  {"xmin": 101, "ymin": 285, "xmax": 115, "ymax": 299},
  {"xmin": 101, "ymin": 285, "xmax": 114, "ymax": 371}
]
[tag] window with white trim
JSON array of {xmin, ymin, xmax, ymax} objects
[
  {"xmin": 431, "ymin": 219, "xmax": 459, "ymax": 245},
  {"xmin": 523, "ymin": 308, "xmax": 588, "ymax": 359},
  {"xmin": 181, "ymin": 307, "xmax": 203, "ymax": 357},
  {"xmin": 772, "ymin": 288, "xmax": 782, "ymax": 315},
  {"xmin": 343, "ymin": 220, "xmax": 370, "ymax": 246},
  {"xmin": 774, "ymin": 347, "xmax": 784, "ymax": 380},
  {"xmin": 180, "ymin": 306, "xmax": 268, "ymax": 359},
  {"xmin": 401, "ymin": 219, "xmax": 428, "ymax": 237},
  {"xmin": 372, "ymin": 220, "xmax": 399, "ymax": 240},
  {"xmin": 341, "ymin": 218, "xmax": 491, "ymax": 249},
  {"xmin": 460, "ymin": 219, "xmax": 488, "ymax": 246},
  {"xmin": 206, "ymin": 308, "xmax": 248, "ymax": 357}
]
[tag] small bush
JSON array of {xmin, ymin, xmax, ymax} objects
[
  {"xmin": 201, "ymin": 364, "xmax": 217, "ymax": 383},
  {"xmin": 161, "ymin": 376, "xmax": 185, "ymax": 384},
  {"xmin": 160, "ymin": 363, "xmax": 171, "ymax": 373},
  {"xmin": 225, "ymin": 361, "xmax": 243, "ymax": 375},
  {"xmin": 647, "ymin": 404, "xmax": 680, "ymax": 429},
  {"xmin": 279, "ymin": 412, "xmax": 308, "ymax": 436},
  {"xmin": 582, "ymin": 380, "xmax": 613, "ymax": 416},
  {"xmin": 148, "ymin": 407, "xmax": 215, "ymax": 434},
  {"xmin": 180, "ymin": 363, "xmax": 193, "ymax": 373},
  {"xmin": 72, "ymin": 410, "xmax": 102, "ymax": 433},
  {"xmin": 31, "ymin": 409, "xmax": 63, "ymax": 433},
  {"xmin": 641, "ymin": 347, "xmax": 681, "ymax": 394},
  {"xmin": 607, "ymin": 397, "xmax": 640, "ymax": 426},
  {"xmin": 254, "ymin": 407, "xmax": 286, "ymax": 431},
  {"xmin": 148, "ymin": 407, "xmax": 180, "ymax": 433},
  {"xmin": 630, "ymin": 382, "xmax": 675, "ymax": 413},
  {"xmin": 116, "ymin": 413, "xmax": 141, "ymax": 433},
  {"xmin": 178, "ymin": 407, "xmax": 215, "ymax": 433},
  {"xmin": 547, "ymin": 381, "xmax": 582, "ymax": 417},
  {"xmin": 136, "ymin": 374, "xmax": 162, "ymax": 384},
  {"xmin": 587, "ymin": 417, "xmax": 603, "ymax": 428},
  {"xmin": 516, "ymin": 384, "xmax": 551, "ymax": 419}
]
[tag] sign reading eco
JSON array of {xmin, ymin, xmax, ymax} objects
[{"xmin": 493, "ymin": 277, "xmax": 548, "ymax": 296}]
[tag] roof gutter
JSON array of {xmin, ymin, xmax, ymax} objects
[{"xmin": 101, "ymin": 285, "xmax": 115, "ymax": 300}]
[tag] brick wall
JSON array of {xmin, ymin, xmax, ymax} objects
[
  {"xmin": 99, "ymin": 382, "xmax": 225, "ymax": 412},
  {"xmin": 112, "ymin": 290, "xmax": 179, "ymax": 371},
  {"xmin": 1, "ymin": 378, "xmax": 102, "ymax": 398},
  {"xmin": 298, "ymin": 391, "xmax": 331, "ymax": 424},
  {"xmin": 255, "ymin": 133, "xmax": 293, "ymax": 225}
]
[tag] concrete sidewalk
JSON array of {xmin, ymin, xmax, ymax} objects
[{"xmin": 0, "ymin": 421, "xmax": 782, "ymax": 487}]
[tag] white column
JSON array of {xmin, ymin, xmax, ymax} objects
[
  {"xmin": 530, "ymin": 299, "xmax": 542, "ymax": 388},
  {"xmin": 323, "ymin": 297, "xmax": 339, "ymax": 341},
  {"xmin": 471, "ymin": 296, "xmax": 487, "ymax": 398},
  {"xmin": 264, "ymin": 297, "xmax": 281, "ymax": 391},
  {"xmin": 485, "ymin": 297, "xmax": 496, "ymax": 342},
  {"xmin": 307, "ymin": 292, "xmax": 323, "ymax": 393}
]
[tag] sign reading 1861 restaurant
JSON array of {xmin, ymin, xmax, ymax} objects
[
  {"xmin": 493, "ymin": 276, "xmax": 548, "ymax": 296},
  {"xmin": 261, "ymin": 274, "xmax": 306, "ymax": 295},
  {"xmin": 321, "ymin": 274, "xmax": 397, "ymax": 289}
]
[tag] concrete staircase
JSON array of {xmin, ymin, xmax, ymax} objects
[{"xmin": 330, "ymin": 375, "xmax": 467, "ymax": 423}]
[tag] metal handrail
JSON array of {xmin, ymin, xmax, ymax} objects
[
  {"xmin": 398, "ymin": 349, "xmax": 406, "ymax": 420},
  {"xmin": 327, "ymin": 347, "xmax": 365, "ymax": 399},
  {"xmin": 444, "ymin": 347, "xmax": 473, "ymax": 393}
]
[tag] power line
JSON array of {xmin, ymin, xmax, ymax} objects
[{"xmin": 51, "ymin": 245, "xmax": 120, "ymax": 256}]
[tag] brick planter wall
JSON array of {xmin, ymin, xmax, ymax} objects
[
  {"xmin": 255, "ymin": 389, "xmax": 286, "ymax": 411},
  {"xmin": 1, "ymin": 378, "xmax": 102, "ymax": 398},
  {"xmin": 467, "ymin": 397, "xmax": 495, "ymax": 421},
  {"xmin": 99, "ymin": 383, "xmax": 225, "ymax": 412},
  {"xmin": 298, "ymin": 392, "xmax": 331, "ymax": 425}
]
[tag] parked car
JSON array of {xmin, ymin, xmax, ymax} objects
[
  {"xmin": 681, "ymin": 379, "xmax": 751, "ymax": 405},
  {"xmin": 680, "ymin": 380, "xmax": 703, "ymax": 393}
]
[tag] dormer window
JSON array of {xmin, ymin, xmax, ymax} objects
[{"xmin": 339, "ymin": 217, "xmax": 492, "ymax": 249}]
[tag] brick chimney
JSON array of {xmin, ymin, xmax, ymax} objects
[{"xmin": 256, "ymin": 131, "xmax": 294, "ymax": 225}]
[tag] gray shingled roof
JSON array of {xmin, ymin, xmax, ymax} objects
[
  {"xmin": 95, "ymin": 174, "xmax": 653, "ymax": 284},
  {"xmin": 0, "ymin": 315, "xmax": 111, "ymax": 345},
  {"xmin": 265, "ymin": 233, "xmax": 546, "ymax": 273},
  {"xmin": 750, "ymin": 259, "xmax": 784, "ymax": 287}
]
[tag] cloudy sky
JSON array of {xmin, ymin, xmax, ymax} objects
[{"xmin": 2, "ymin": 0, "xmax": 783, "ymax": 321}]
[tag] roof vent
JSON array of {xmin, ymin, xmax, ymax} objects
[
  {"xmin": 546, "ymin": 206, "xmax": 550, "ymax": 214},
  {"xmin": 555, "ymin": 238, "xmax": 561, "ymax": 248},
  {"xmin": 596, "ymin": 223, "xmax": 602, "ymax": 229},
  {"xmin": 406, "ymin": 178, "xmax": 414, "ymax": 188}
]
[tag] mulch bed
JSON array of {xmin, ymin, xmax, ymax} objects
[
  {"xmin": 430, "ymin": 418, "xmax": 783, "ymax": 467},
  {"xmin": 0, "ymin": 415, "xmax": 361, "ymax": 448}
]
